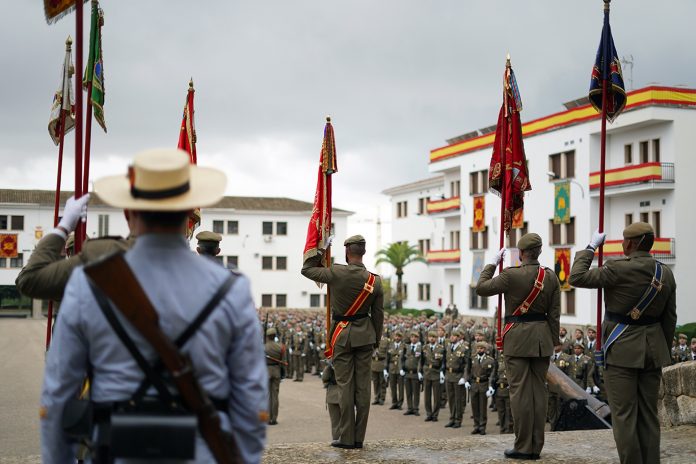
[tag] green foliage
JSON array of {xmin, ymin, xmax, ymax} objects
[
  {"xmin": 675, "ymin": 322, "xmax": 696, "ymax": 341},
  {"xmin": 375, "ymin": 241, "xmax": 426, "ymax": 309},
  {"xmin": 386, "ymin": 307, "xmax": 438, "ymax": 319}
]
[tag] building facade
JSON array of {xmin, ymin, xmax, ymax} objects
[
  {"xmin": 420, "ymin": 86, "xmax": 694, "ymax": 325},
  {"xmin": 0, "ymin": 190, "xmax": 350, "ymax": 316}
]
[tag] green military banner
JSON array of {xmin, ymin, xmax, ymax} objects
[{"xmin": 554, "ymin": 181, "xmax": 570, "ymax": 224}]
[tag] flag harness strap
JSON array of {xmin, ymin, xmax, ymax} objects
[
  {"xmin": 501, "ymin": 267, "xmax": 546, "ymax": 343},
  {"xmin": 325, "ymin": 273, "xmax": 376, "ymax": 359}
]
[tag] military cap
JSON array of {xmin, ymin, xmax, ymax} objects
[
  {"xmin": 678, "ymin": 333, "xmax": 687, "ymax": 340},
  {"xmin": 623, "ymin": 222, "xmax": 654, "ymax": 239},
  {"xmin": 410, "ymin": 331, "xmax": 420, "ymax": 338},
  {"xmin": 454, "ymin": 329, "xmax": 465, "ymax": 337},
  {"xmin": 475, "ymin": 341, "xmax": 488, "ymax": 350},
  {"xmin": 475, "ymin": 330, "xmax": 484, "ymax": 336},
  {"xmin": 574, "ymin": 342, "xmax": 585, "ymax": 350},
  {"xmin": 196, "ymin": 230, "xmax": 222, "ymax": 243},
  {"xmin": 517, "ymin": 232, "xmax": 542, "ymax": 251},
  {"xmin": 344, "ymin": 234, "xmax": 366, "ymax": 246},
  {"xmin": 427, "ymin": 330, "xmax": 437, "ymax": 337},
  {"xmin": 266, "ymin": 327, "xmax": 277, "ymax": 336},
  {"xmin": 691, "ymin": 337, "xmax": 696, "ymax": 344},
  {"xmin": 393, "ymin": 330, "xmax": 403, "ymax": 337}
]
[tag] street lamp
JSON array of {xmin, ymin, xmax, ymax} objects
[{"xmin": 546, "ymin": 171, "xmax": 585, "ymax": 199}]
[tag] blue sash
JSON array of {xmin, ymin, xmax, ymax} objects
[{"xmin": 597, "ymin": 262, "xmax": 663, "ymax": 367}]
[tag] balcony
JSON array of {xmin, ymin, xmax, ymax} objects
[
  {"xmin": 426, "ymin": 249, "xmax": 461, "ymax": 265},
  {"xmin": 595, "ymin": 237, "xmax": 675, "ymax": 264},
  {"xmin": 426, "ymin": 196, "xmax": 461, "ymax": 217},
  {"xmin": 589, "ymin": 162, "xmax": 674, "ymax": 197}
]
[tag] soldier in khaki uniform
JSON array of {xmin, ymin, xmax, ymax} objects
[
  {"xmin": 569, "ymin": 223, "xmax": 677, "ymax": 464},
  {"xmin": 465, "ymin": 341, "xmax": 495, "ymax": 435},
  {"xmin": 444, "ymin": 329, "xmax": 468, "ymax": 428},
  {"xmin": 548, "ymin": 345, "xmax": 572, "ymax": 426},
  {"xmin": 322, "ymin": 365, "xmax": 341, "ymax": 441},
  {"xmin": 476, "ymin": 233, "xmax": 560, "ymax": 460},
  {"xmin": 301, "ymin": 235, "xmax": 384, "ymax": 449},
  {"xmin": 265, "ymin": 327, "xmax": 285, "ymax": 425},
  {"xmin": 401, "ymin": 331, "xmax": 423, "ymax": 416},
  {"xmin": 195, "ymin": 230, "xmax": 222, "ymax": 258},
  {"xmin": 568, "ymin": 343, "xmax": 598, "ymax": 393},
  {"xmin": 422, "ymin": 330, "xmax": 446, "ymax": 422},
  {"xmin": 386, "ymin": 331, "xmax": 406, "ymax": 409},
  {"xmin": 290, "ymin": 324, "xmax": 307, "ymax": 381},
  {"xmin": 672, "ymin": 333, "xmax": 690, "ymax": 363},
  {"xmin": 370, "ymin": 336, "xmax": 389, "ymax": 405},
  {"xmin": 493, "ymin": 350, "xmax": 513, "ymax": 434}
]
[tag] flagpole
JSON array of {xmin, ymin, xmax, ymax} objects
[
  {"xmin": 326, "ymin": 247, "xmax": 331, "ymax": 344},
  {"xmin": 496, "ymin": 55, "xmax": 511, "ymax": 351},
  {"xmin": 82, "ymin": 82, "xmax": 93, "ymax": 227},
  {"xmin": 74, "ymin": 0, "xmax": 84, "ymax": 252}
]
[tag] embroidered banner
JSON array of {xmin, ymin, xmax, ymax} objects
[
  {"xmin": 472, "ymin": 195, "xmax": 485, "ymax": 232},
  {"xmin": 512, "ymin": 208, "xmax": 524, "ymax": 229},
  {"xmin": 554, "ymin": 181, "xmax": 570, "ymax": 224},
  {"xmin": 0, "ymin": 234, "xmax": 18, "ymax": 258},
  {"xmin": 555, "ymin": 248, "xmax": 571, "ymax": 291}
]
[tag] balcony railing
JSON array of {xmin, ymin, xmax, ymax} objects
[
  {"xmin": 426, "ymin": 196, "xmax": 461, "ymax": 214},
  {"xmin": 589, "ymin": 162, "xmax": 674, "ymax": 191},
  {"xmin": 426, "ymin": 249, "xmax": 461, "ymax": 264},
  {"xmin": 596, "ymin": 237, "xmax": 675, "ymax": 261}
]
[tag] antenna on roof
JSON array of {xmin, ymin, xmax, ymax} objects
[{"xmin": 621, "ymin": 55, "xmax": 634, "ymax": 90}]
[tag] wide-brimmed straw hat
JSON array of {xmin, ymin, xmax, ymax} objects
[{"xmin": 94, "ymin": 148, "xmax": 226, "ymax": 211}]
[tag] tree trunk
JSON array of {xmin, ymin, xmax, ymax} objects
[{"xmin": 396, "ymin": 270, "xmax": 403, "ymax": 310}]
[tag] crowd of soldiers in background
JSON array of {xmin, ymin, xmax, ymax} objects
[{"xmin": 259, "ymin": 309, "xmax": 696, "ymax": 433}]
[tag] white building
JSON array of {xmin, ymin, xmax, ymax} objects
[
  {"xmin": 392, "ymin": 85, "xmax": 694, "ymax": 325},
  {"xmin": 382, "ymin": 177, "xmax": 445, "ymax": 311},
  {"xmin": 0, "ymin": 189, "xmax": 350, "ymax": 316}
]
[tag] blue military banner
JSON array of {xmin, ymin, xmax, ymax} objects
[{"xmin": 589, "ymin": 3, "xmax": 626, "ymax": 123}]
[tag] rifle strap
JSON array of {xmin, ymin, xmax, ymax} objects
[
  {"xmin": 130, "ymin": 275, "xmax": 235, "ymax": 401},
  {"xmin": 87, "ymin": 278, "xmax": 175, "ymax": 405}
]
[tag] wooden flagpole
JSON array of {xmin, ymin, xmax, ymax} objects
[
  {"xmin": 73, "ymin": 0, "xmax": 84, "ymax": 252},
  {"xmin": 496, "ymin": 56, "xmax": 511, "ymax": 350}
]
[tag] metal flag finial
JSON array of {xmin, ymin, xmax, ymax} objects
[
  {"xmin": 326, "ymin": 116, "xmax": 331, "ymax": 123},
  {"xmin": 189, "ymin": 78, "xmax": 194, "ymax": 90},
  {"xmin": 506, "ymin": 53, "xmax": 511, "ymax": 68},
  {"xmin": 66, "ymin": 35, "xmax": 73, "ymax": 49}
]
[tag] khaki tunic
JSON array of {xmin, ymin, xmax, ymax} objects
[
  {"xmin": 444, "ymin": 341, "xmax": 468, "ymax": 423},
  {"xmin": 265, "ymin": 341, "xmax": 284, "ymax": 422}
]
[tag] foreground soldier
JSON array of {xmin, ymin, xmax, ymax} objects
[
  {"xmin": 195, "ymin": 230, "xmax": 222, "ymax": 258},
  {"xmin": 476, "ymin": 233, "xmax": 561, "ymax": 460},
  {"xmin": 569, "ymin": 223, "xmax": 677, "ymax": 464},
  {"xmin": 40, "ymin": 149, "xmax": 268, "ymax": 463},
  {"xmin": 301, "ymin": 235, "xmax": 384, "ymax": 449}
]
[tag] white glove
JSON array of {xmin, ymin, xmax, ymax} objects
[
  {"xmin": 417, "ymin": 372, "xmax": 423, "ymax": 382},
  {"xmin": 301, "ymin": 353, "xmax": 306, "ymax": 357},
  {"xmin": 289, "ymin": 348, "xmax": 293, "ymax": 355},
  {"xmin": 320, "ymin": 343, "xmax": 326, "ymax": 350},
  {"xmin": 588, "ymin": 229, "xmax": 606, "ymax": 250},
  {"xmin": 592, "ymin": 386, "xmax": 600, "ymax": 394},
  {"xmin": 55, "ymin": 194, "xmax": 90, "ymax": 237},
  {"xmin": 585, "ymin": 387, "xmax": 592, "ymax": 394},
  {"xmin": 274, "ymin": 337, "xmax": 279, "ymax": 343},
  {"xmin": 464, "ymin": 381, "xmax": 471, "ymax": 390},
  {"xmin": 325, "ymin": 234, "xmax": 335, "ymax": 249},
  {"xmin": 309, "ymin": 342, "xmax": 314, "ymax": 349},
  {"xmin": 383, "ymin": 370, "xmax": 389, "ymax": 381},
  {"xmin": 439, "ymin": 372, "xmax": 445, "ymax": 384},
  {"xmin": 458, "ymin": 378, "xmax": 466, "ymax": 386},
  {"xmin": 400, "ymin": 369, "xmax": 406, "ymax": 377},
  {"xmin": 489, "ymin": 247, "xmax": 506, "ymax": 267},
  {"xmin": 486, "ymin": 386, "xmax": 495, "ymax": 397}
]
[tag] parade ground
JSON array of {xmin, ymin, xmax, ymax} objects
[{"xmin": 1, "ymin": 319, "xmax": 694, "ymax": 463}]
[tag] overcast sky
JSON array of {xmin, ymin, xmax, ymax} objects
[{"xmin": 1, "ymin": 1, "xmax": 695, "ymax": 238}]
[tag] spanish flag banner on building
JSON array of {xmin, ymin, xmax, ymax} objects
[
  {"xmin": 472, "ymin": 195, "xmax": 485, "ymax": 232},
  {"xmin": 554, "ymin": 181, "xmax": 570, "ymax": 224},
  {"xmin": 554, "ymin": 248, "xmax": 571, "ymax": 291},
  {"xmin": 0, "ymin": 234, "xmax": 18, "ymax": 258}
]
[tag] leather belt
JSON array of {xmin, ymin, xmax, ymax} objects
[
  {"xmin": 605, "ymin": 312, "xmax": 660, "ymax": 326},
  {"xmin": 499, "ymin": 382, "xmax": 509, "ymax": 388},
  {"xmin": 448, "ymin": 368, "xmax": 463, "ymax": 374},
  {"xmin": 505, "ymin": 313, "xmax": 546, "ymax": 324},
  {"xmin": 334, "ymin": 313, "xmax": 369, "ymax": 322},
  {"xmin": 475, "ymin": 377, "xmax": 488, "ymax": 383},
  {"xmin": 427, "ymin": 364, "xmax": 441, "ymax": 369}
]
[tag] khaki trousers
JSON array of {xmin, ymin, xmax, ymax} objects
[
  {"xmin": 604, "ymin": 364, "xmax": 661, "ymax": 464},
  {"xmin": 404, "ymin": 376, "xmax": 420, "ymax": 412},
  {"xmin": 506, "ymin": 356, "xmax": 549, "ymax": 455},
  {"xmin": 470, "ymin": 384, "xmax": 488, "ymax": 430},
  {"xmin": 424, "ymin": 377, "xmax": 441, "ymax": 419},
  {"xmin": 495, "ymin": 390, "xmax": 513, "ymax": 433},
  {"xmin": 333, "ymin": 340, "xmax": 373, "ymax": 445},
  {"xmin": 389, "ymin": 373, "xmax": 404, "ymax": 407},
  {"xmin": 371, "ymin": 371, "xmax": 385, "ymax": 403},
  {"xmin": 446, "ymin": 381, "xmax": 464, "ymax": 423},
  {"xmin": 268, "ymin": 374, "xmax": 280, "ymax": 422}
]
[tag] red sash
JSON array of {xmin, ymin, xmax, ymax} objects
[
  {"xmin": 325, "ymin": 273, "xmax": 376, "ymax": 359},
  {"xmin": 500, "ymin": 267, "xmax": 546, "ymax": 347}
]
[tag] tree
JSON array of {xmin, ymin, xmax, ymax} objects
[{"xmin": 375, "ymin": 241, "xmax": 426, "ymax": 309}]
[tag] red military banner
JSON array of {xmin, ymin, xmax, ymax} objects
[
  {"xmin": 554, "ymin": 248, "xmax": 571, "ymax": 291},
  {"xmin": 512, "ymin": 208, "xmax": 524, "ymax": 229},
  {"xmin": 177, "ymin": 80, "xmax": 200, "ymax": 239},
  {"xmin": 472, "ymin": 195, "xmax": 485, "ymax": 232},
  {"xmin": 0, "ymin": 234, "xmax": 18, "ymax": 258}
]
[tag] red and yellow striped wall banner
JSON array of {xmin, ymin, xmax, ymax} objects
[
  {"xmin": 0, "ymin": 234, "xmax": 18, "ymax": 258},
  {"xmin": 597, "ymin": 238, "xmax": 672, "ymax": 256},
  {"xmin": 472, "ymin": 195, "xmax": 485, "ymax": 232},
  {"xmin": 427, "ymin": 196, "xmax": 461, "ymax": 214},
  {"xmin": 589, "ymin": 162, "xmax": 662, "ymax": 189},
  {"xmin": 426, "ymin": 249, "xmax": 461, "ymax": 263},
  {"xmin": 430, "ymin": 87, "xmax": 696, "ymax": 163}
]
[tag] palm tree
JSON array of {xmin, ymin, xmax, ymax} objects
[{"xmin": 375, "ymin": 241, "xmax": 426, "ymax": 309}]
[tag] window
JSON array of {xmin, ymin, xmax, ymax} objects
[
  {"xmin": 640, "ymin": 141, "xmax": 649, "ymax": 163},
  {"xmin": 469, "ymin": 170, "xmax": 488, "ymax": 195},
  {"xmin": 214, "ymin": 256, "xmax": 223, "ymax": 265},
  {"xmin": 418, "ymin": 283, "xmax": 431, "ymax": 301},
  {"xmin": 450, "ymin": 180, "xmax": 461, "ymax": 197},
  {"xmin": 0, "ymin": 216, "xmax": 7, "ymax": 229},
  {"xmin": 549, "ymin": 217, "xmax": 576, "ymax": 245},
  {"xmin": 276, "ymin": 222, "xmax": 287, "ymax": 236},
  {"xmin": 470, "ymin": 172, "xmax": 478, "ymax": 195},
  {"xmin": 98, "ymin": 214, "xmax": 109, "ymax": 237},
  {"xmin": 450, "ymin": 230, "xmax": 460, "ymax": 249},
  {"xmin": 509, "ymin": 222, "xmax": 529, "ymax": 248},
  {"xmin": 396, "ymin": 201, "xmax": 408, "ymax": 218},
  {"xmin": 624, "ymin": 144, "xmax": 633, "ymax": 164},
  {"xmin": 561, "ymin": 289, "xmax": 575, "ymax": 316},
  {"xmin": 10, "ymin": 216, "xmax": 24, "ymax": 231},
  {"xmin": 652, "ymin": 211, "xmax": 661, "ymax": 237},
  {"xmin": 310, "ymin": 294, "xmax": 321, "ymax": 307},
  {"xmin": 226, "ymin": 256, "xmax": 238, "ymax": 269},
  {"xmin": 402, "ymin": 283, "xmax": 408, "ymax": 300},
  {"xmin": 470, "ymin": 228, "xmax": 488, "ymax": 250},
  {"xmin": 276, "ymin": 256, "xmax": 287, "ymax": 270},
  {"xmin": 262, "ymin": 221, "xmax": 273, "ymax": 235},
  {"xmin": 262, "ymin": 256, "xmax": 273, "ymax": 270},
  {"xmin": 227, "ymin": 220, "xmax": 239, "ymax": 235},
  {"xmin": 261, "ymin": 294, "xmax": 273, "ymax": 307},
  {"xmin": 9, "ymin": 253, "xmax": 23, "ymax": 268},
  {"xmin": 652, "ymin": 139, "xmax": 660, "ymax": 162},
  {"xmin": 417, "ymin": 239, "xmax": 430, "ymax": 255},
  {"xmin": 212, "ymin": 220, "xmax": 224, "ymax": 234},
  {"xmin": 469, "ymin": 287, "xmax": 488, "ymax": 310},
  {"xmin": 640, "ymin": 212, "xmax": 649, "ymax": 224},
  {"xmin": 548, "ymin": 150, "xmax": 575, "ymax": 179},
  {"xmin": 625, "ymin": 213, "xmax": 633, "ymax": 228},
  {"xmin": 418, "ymin": 197, "xmax": 428, "ymax": 215},
  {"xmin": 276, "ymin": 294, "xmax": 287, "ymax": 308}
]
